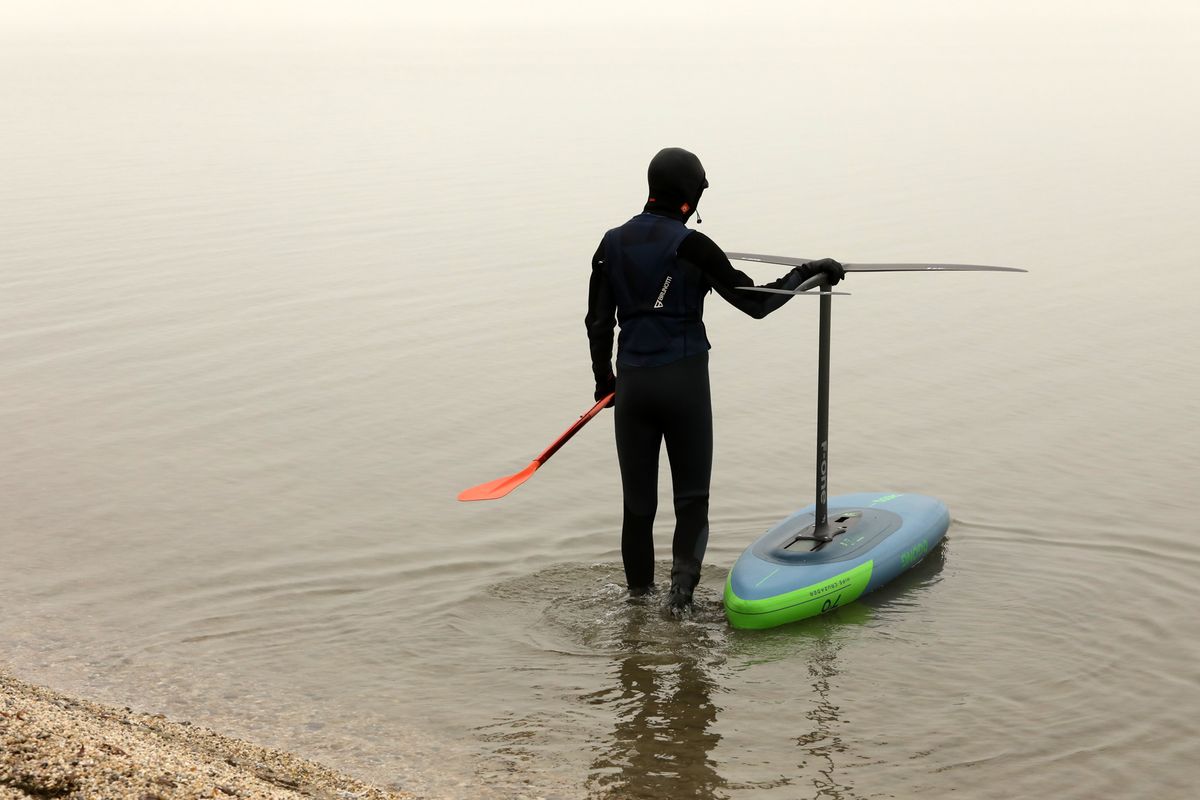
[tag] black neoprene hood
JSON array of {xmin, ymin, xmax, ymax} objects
[{"xmin": 647, "ymin": 147, "xmax": 709, "ymax": 214}]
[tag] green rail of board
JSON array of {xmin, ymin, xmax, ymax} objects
[{"xmin": 724, "ymin": 560, "xmax": 875, "ymax": 629}]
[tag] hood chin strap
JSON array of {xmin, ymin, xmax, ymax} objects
[{"xmin": 646, "ymin": 193, "xmax": 702, "ymax": 223}]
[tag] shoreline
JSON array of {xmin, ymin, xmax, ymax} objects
[{"xmin": 0, "ymin": 669, "xmax": 411, "ymax": 800}]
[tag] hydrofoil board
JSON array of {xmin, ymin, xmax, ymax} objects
[{"xmin": 724, "ymin": 492, "xmax": 948, "ymax": 629}]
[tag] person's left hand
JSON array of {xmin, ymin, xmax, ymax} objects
[
  {"xmin": 806, "ymin": 257, "xmax": 845, "ymax": 286},
  {"xmin": 595, "ymin": 372, "xmax": 616, "ymax": 406}
]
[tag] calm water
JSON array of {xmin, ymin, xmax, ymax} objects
[{"xmin": 3, "ymin": 4, "xmax": 1199, "ymax": 798}]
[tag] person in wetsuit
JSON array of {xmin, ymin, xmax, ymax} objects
[{"xmin": 585, "ymin": 147, "xmax": 845, "ymax": 614}]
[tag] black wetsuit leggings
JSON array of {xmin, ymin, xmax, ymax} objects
[{"xmin": 615, "ymin": 352, "xmax": 712, "ymax": 593}]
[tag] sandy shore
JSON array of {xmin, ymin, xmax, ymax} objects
[{"xmin": 1, "ymin": 670, "xmax": 412, "ymax": 800}]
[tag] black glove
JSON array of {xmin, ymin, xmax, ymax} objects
[
  {"xmin": 595, "ymin": 372, "xmax": 616, "ymax": 406},
  {"xmin": 805, "ymin": 257, "xmax": 845, "ymax": 286}
]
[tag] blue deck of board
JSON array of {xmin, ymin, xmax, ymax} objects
[{"xmin": 727, "ymin": 492, "xmax": 949, "ymax": 603}]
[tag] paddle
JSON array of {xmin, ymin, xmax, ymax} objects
[{"xmin": 457, "ymin": 393, "xmax": 615, "ymax": 501}]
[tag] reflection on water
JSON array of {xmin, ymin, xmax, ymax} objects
[
  {"xmin": 586, "ymin": 603, "xmax": 726, "ymax": 800},
  {"xmin": 717, "ymin": 540, "xmax": 948, "ymax": 799},
  {"xmin": 857, "ymin": 536, "xmax": 949, "ymax": 614},
  {"xmin": 478, "ymin": 543, "xmax": 949, "ymax": 799},
  {"xmin": 793, "ymin": 629, "xmax": 856, "ymax": 800},
  {"xmin": 790, "ymin": 542, "xmax": 948, "ymax": 800}
]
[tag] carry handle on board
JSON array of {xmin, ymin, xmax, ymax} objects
[{"xmin": 732, "ymin": 252, "xmax": 1026, "ymax": 537}]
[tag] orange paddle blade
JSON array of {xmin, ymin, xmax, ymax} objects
[
  {"xmin": 457, "ymin": 461, "xmax": 541, "ymax": 501},
  {"xmin": 456, "ymin": 393, "xmax": 613, "ymax": 502}
]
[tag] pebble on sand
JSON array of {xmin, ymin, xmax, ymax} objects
[{"xmin": 0, "ymin": 669, "xmax": 411, "ymax": 800}]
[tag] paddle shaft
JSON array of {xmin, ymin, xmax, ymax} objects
[{"xmin": 534, "ymin": 393, "xmax": 614, "ymax": 465}]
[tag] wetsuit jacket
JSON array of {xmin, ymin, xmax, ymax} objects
[{"xmin": 586, "ymin": 207, "xmax": 805, "ymax": 388}]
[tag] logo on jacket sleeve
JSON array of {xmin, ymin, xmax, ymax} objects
[{"xmin": 654, "ymin": 276, "xmax": 673, "ymax": 309}]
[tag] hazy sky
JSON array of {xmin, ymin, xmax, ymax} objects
[{"xmin": 4, "ymin": 0, "xmax": 1197, "ymax": 36}]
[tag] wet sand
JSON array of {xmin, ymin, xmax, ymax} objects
[{"xmin": 0, "ymin": 669, "xmax": 410, "ymax": 800}]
